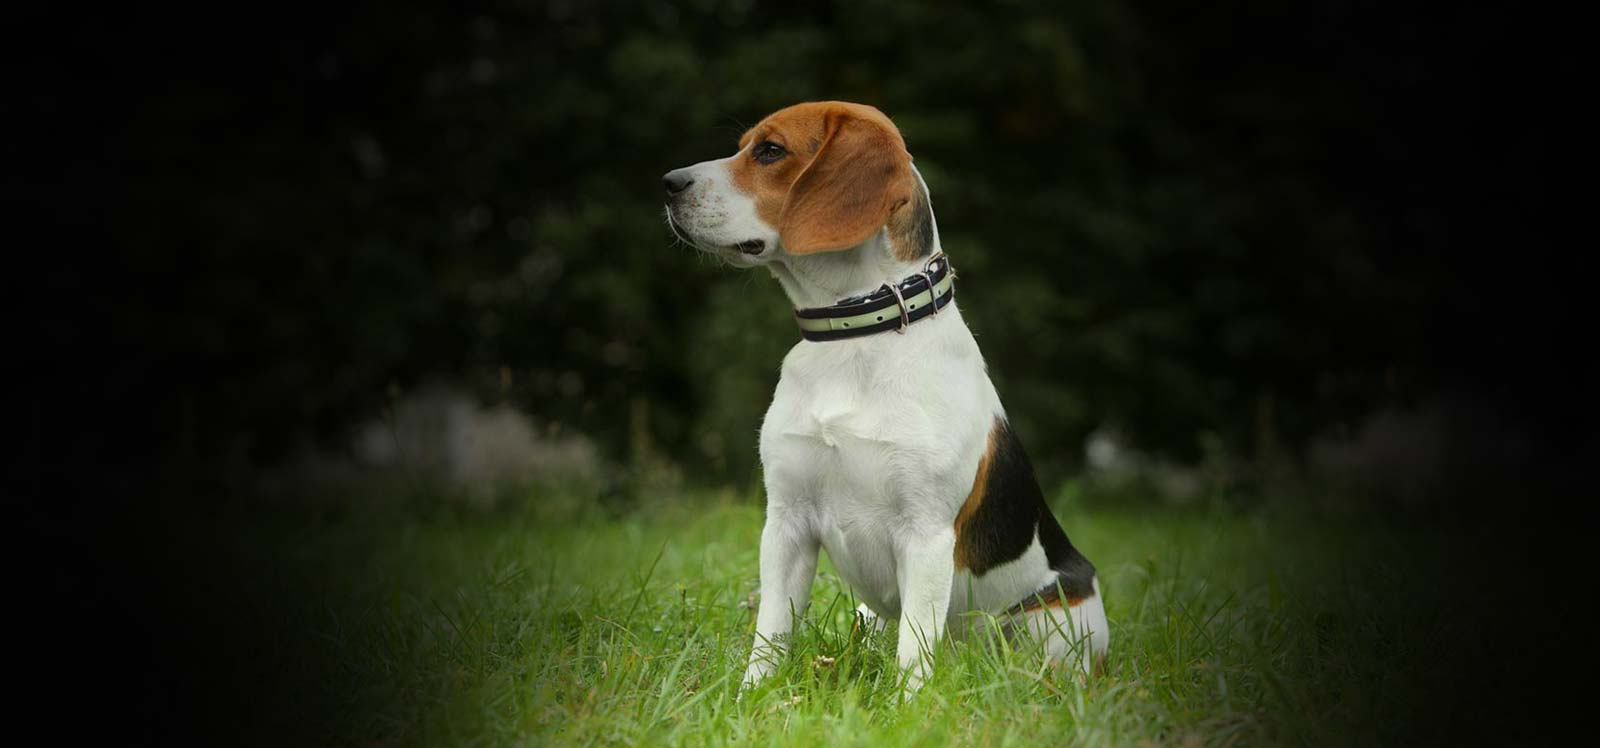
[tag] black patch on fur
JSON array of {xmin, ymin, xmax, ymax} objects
[
  {"xmin": 899, "ymin": 178, "xmax": 934, "ymax": 258},
  {"xmin": 959, "ymin": 419, "xmax": 1096, "ymax": 599}
]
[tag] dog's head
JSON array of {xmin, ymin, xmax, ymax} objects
[{"xmin": 663, "ymin": 101, "xmax": 932, "ymax": 267}]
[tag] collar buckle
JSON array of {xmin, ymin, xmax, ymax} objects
[
  {"xmin": 883, "ymin": 281, "xmax": 912, "ymax": 333},
  {"xmin": 917, "ymin": 253, "xmax": 946, "ymax": 317}
]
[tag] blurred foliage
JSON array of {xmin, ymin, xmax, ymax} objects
[{"xmin": 99, "ymin": 0, "xmax": 1563, "ymax": 488}]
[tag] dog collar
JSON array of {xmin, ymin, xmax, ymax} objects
[{"xmin": 793, "ymin": 253, "xmax": 956, "ymax": 342}]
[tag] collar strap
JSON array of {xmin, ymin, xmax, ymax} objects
[{"xmin": 793, "ymin": 253, "xmax": 956, "ymax": 342}]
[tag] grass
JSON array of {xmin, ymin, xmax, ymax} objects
[{"xmin": 163, "ymin": 485, "xmax": 1551, "ymax": 746}]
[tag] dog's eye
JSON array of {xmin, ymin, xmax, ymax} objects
[{"xmin": 752, "ymin": 141, "xmax": 788, "ymax": 165}]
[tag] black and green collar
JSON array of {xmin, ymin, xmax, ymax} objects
[{"xmin": 793, "ymin": 253, "xmax": 956, "ymax": 342}]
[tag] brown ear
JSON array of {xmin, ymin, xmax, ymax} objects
[{"xmin": 778, "ymin": 113, "xmax": 915, "ymax": 255}]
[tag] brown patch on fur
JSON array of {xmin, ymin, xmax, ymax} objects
[
  {"xmin": 1008, "ymin": 585, "xmax": 1088, "ymax": 614},
  {"xmin": 726, "ymin": 101, "xmax": 917, "ymax": 255},
  {"xmin": 953, "ymin": 422, "xmax": 1000, "ymax": 570}
]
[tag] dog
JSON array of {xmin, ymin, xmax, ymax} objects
[{"xmin": 663, "ymin": 101, "xmax": 1108, "ymax": 692}]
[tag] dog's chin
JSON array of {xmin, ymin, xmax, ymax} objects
[
  {"xmin": 723, "ymin": 239, "xmax": 771, "ymax": 264},
  {"xmin": 696, "ymin": 238, "xmax": 773, "ymax": 267},
  {"xmin": 665, "ymin": 207, "xmax": 772, "ymax": 266},
  {"xmin": 708, "ymin": 243, "xmax": 770, "ymax": 268}
]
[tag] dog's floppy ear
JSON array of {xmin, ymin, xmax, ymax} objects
[{"xmin": 778, "ymin": 112, "xmax": 915, "ymax": 255}]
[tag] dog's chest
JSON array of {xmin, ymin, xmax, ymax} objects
[
  {"xmin": 760, "ymin": 348, "xmax": 954, "ymax": 496},
  {"xmin": 764, "ymin": 422, "xmax": 913, "ymax": 615},
  {"xmin": 761, "ymin": 329, "xmax": 976, "ymax": 462},
  {"xmin": 757, "ymin": 325, "xmax": 996, "ymax": 615}
]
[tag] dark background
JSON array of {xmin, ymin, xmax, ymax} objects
[
  {"xmin": 15, "ymin": 0, "xmax": 1589, "ymax": 743},
  {"xmin": 29, "ymin": 0, "xmax": 1589, "ymax": 497}
]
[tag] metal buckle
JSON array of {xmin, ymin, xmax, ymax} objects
[
  {"xmin": 883, "ymin": 281, "xmax": 911, "ymax": 333},
  {"xmin": 920, "ymin": 252, "xmax": 949, "ymax": 315}
]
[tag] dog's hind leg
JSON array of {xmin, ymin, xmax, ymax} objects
[{"xmin": 1009, "ymin": 577, "xmax": 1109, "ymax": 676}]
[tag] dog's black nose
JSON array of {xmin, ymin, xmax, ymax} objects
[{"xmin": 662, "ymin": 169, "xmax": 694, "ymax": 196}]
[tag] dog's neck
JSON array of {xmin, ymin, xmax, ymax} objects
[
  {"xmin": 768, "ymin": 168, "xmax": 943, "ymax": 310},
  {"xmin": 765, "ymin": 234, "xmax": 922, "ymax": 309}
]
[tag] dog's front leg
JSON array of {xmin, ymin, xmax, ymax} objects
[
  {"xmin": 742, "ymin": 512, "xmax": 819, "ymax": 688},
  {"xmin": 895, "ymin": 525, "xmax": 956, "ymax": 692}
]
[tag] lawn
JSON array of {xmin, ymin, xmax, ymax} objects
[{"xmin": 175, "ymin": 486, "xmax": 1532, "ymax": 746}]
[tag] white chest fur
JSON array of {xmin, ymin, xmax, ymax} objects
[{"xmin": 758, "ymin": 305, "xmax": 1002, "ymax": 615}]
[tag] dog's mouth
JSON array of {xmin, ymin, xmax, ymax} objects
[{"xmin": 665, "ymin": 207, "xmax": 767, "ymax": 258}]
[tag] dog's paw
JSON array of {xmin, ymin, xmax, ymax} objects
[
  {"xmin": 852, "ymin": 603, "xmax": 889, "ymax": 634},
  {"xmin": 740, "ymin": 658, "xmax": 774, "ymax": 696}
]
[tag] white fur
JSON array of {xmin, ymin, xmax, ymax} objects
[
  {"xmin": 666, "ymin": 156, "xmax": 1108, "ymax": 693},
  {"xmin": 663, "ymin": 146, "xmax": 780, "ymax": 270}
]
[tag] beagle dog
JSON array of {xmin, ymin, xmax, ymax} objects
[{"xmin": 663, "ymin": 101, "xmax": 1108, "ymax": 691}]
